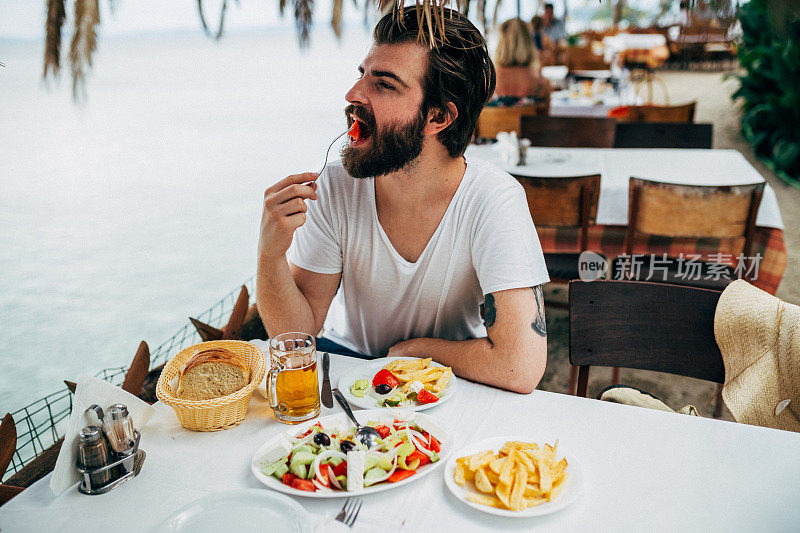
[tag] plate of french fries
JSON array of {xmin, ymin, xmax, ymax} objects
[
  {"xmin": 444, "ymin": 436, "xmax": 583, "ymax": 517},
  {"xmin": 336, "ymin": 357, "xmax": 457, "ymax": 411}
]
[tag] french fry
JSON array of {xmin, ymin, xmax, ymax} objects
[
  {"xmin": 466, "ymin": 493, "xmax": 505, "ymax": 508},
  {"xmin": 431, "ymin": 367, "xmax": 452, "ymax": 392},
  {"xmin": 468, "ymin": 451, "xmax": 494, "ymax": 472},
  {"xmin": 475, "ymin": 467, "xmax": 494, "ymax": 493},
  {"xmin": 454, "ymin": 463, "xmax": 467, "ymax": 486},
  {"xmin": 498, "ymin": 451, "xmax": 515, "ymax": 486},
  {"xmin": 510, "ymin": 463, "xmax": 527, "ymax": 511}
]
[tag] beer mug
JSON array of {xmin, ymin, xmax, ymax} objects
[{"xmin": 267, "ymin": 333, "xmax": 320, "ymax": 424}]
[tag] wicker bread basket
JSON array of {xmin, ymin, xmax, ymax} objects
[{"xmin": 156, "ymin": 340, "xmax": 267, "ymax": 431}]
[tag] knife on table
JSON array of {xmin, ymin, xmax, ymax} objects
[{"xmin": 321, "ymin": 352, "xmax": 333, "ymax": 408}]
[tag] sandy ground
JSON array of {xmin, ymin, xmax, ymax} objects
[{"xmin": 538, "ymin": 70, "xmax": 799, "ymax": 421}]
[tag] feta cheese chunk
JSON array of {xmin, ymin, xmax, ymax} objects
[{"xmin": 346, "ymin": 450, "xmax": 366, "ymax": 492}]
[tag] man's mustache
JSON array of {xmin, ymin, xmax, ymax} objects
[{"xmin": 344, "ymin": 104, "xmax": 375, "ymax": 129}]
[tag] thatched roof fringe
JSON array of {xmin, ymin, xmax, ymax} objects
[
  {"xmin": 68, "ymin": 0, "xmax": 100, "ymax": 101},
  {"xmin": 43, "ymin": 0, "xmax": 66, "ymax": 79}
]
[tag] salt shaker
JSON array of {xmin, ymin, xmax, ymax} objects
[
  {"xmin": 104, "ymin": 404, "xmax": 135, "ymax": 452},
  {"xmin": 77, "ymin": 426, "xmax": 111, "ymax": 488},
  {"xmin": 105, "ymin": 404, "xmax": 137, "ymax": 475}
]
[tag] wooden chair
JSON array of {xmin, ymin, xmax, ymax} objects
[
  {"xmin": 1, "ymin": 413, "xmax": 24, "ymax": 506},
  {"xmin": 617, "ymin": 177, "xmax": 765, "ymax": 291},
  {"xmin": 475, "ymin": 105, "xmax": 544, "ymax": 140},
  {"xmin": 565, "ymin": 45, "xmax": 609, "ymax": 71},
  {"xmin": 512, "ymin": 174, "xmax": 602, "ymax": 394},
  {"xmin": 613, "ymin": 122, "xmax": 713, "ymax": 148},
  {"xmin": 512, "ymin": 174, "xmax": 602, "ymax": 286},
  {"xmin": 569, "ymin": 280, "xmax": 725, "ymax": 403},
  {"xmin": 520, "ymin": 116, "xmax": 617, "ymax": 148},
  {"xmin": 626, "ymin": 102, "xmax": 696, "ymax": 123}
]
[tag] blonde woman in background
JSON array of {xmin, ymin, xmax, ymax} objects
[{"xmin": 492, "ymin": 18, "xmax": 550, "ymax": 106}]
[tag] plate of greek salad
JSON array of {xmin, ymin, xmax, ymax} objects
[
  {"xmin": 251, "ymin": 409, "xmax": 451, "ymax": 497},
  {"xmin": 335, "ymin": 357, "xmax": 458, "ymax": 411}
]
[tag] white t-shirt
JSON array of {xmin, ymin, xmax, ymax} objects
[{"xmin": 287, "ymin": 156, "xmax": 549, "ymax": 357}]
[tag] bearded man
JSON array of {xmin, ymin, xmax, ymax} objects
[{"xmin": 257, "ymin": 8, "xmax": 549, "ymax": 393}]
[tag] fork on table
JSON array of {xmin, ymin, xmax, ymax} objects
[{"xmin": 334, "ymin": 497, "xmax": 362, "ymax": 528}]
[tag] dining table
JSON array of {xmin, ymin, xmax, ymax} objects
[
  {"xmin": 2, "ymin": 351, "xmax": 800, "ymax": 532},
  {"xmin": 465, "ymin": 145, "xmax": 788, "ymax": 294}
]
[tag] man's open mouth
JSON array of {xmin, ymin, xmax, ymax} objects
[{"xmin": 348, "ymin": 113, "xmax": 372, "ymax": 143}]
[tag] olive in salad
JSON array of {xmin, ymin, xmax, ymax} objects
[{"xmin": 259, "ymin": 419, "xmax": 443, "ymax": 492}]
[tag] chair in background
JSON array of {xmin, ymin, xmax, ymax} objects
[
  {"xmin": 565, "ymin": 45, "xmax": 610, "ymax": 72},
  {"xmin": 626, "ymin": 102, "xmax": 696, "ymax": 123},
  {"xmin": 613, "ymin": 122, "xmax": 713, "ymax": 148},
  {"xmin": 616, "ymin": 177, "xmax": 765, "ymax": 291},
  {"xmin": 520, "ymin": 116, "xmax": 616, "ymax": 148},
  {"xmin": 511, "ymin": 174, "xmax": 601, "ymax": 394},
  {"xmin": 475, "ymin": 104, "xmax": 543, "ymax": 140},
  {"xmin": 569, "ymin": 280, "xmax": 725, "ymax": 416}
]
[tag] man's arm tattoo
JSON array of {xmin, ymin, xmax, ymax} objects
[
  {"xmin": 531, "ymin": 285, "xmax": 546, "ymax": 337},
  {"xmin": 484, "ymin": 293, "xmax": 496, "ymax": 328}
]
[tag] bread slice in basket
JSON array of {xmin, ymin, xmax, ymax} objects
[{"xmin": 176, "ymin": 347, "xmax": 251, "ymax": 400}]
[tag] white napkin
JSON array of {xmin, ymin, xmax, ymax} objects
[
  {"xmin": 494, "ymin": 131, "xmax": 519, "ymax": 165},
  {"xmin": 49, "ymin": 376, "xmax": 156, "ymax": 495}
]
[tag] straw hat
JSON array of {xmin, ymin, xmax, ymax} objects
[{"xmin": 715, "ymin": 280, "xmax": 800, "ymax": 432}]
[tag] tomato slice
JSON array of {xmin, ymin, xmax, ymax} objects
[
  {"xmin": 332, "ymin": 461, "xmax": 348, "ymax": 477},
  {"xmin": 282, "ymin": 472, "xmax": 298, "ymax": 486},
  {"xmin": 387, "ymin": 469, "xmax": 417, "ymax": 483},
  {"xmin": 408, "ymin": 449, "xmax": 430, "ymax": 466},
  {"xmin": 416, "ymin": 389, "xmax": 439, "ymax": 404},
  {"xmin": 374, "ymin": 425, "xmax": 391, "ymax": 438},
  {"xmin": 291, "ymin": 478, "xmax": 317, "ymax": 492},
  {"xmin": 348, "ymin": 120, "xmax": 361, "ymax": 141},
  {"xmin": 373, "ymin": 369, "xmax": 400, "ymax": 388}
]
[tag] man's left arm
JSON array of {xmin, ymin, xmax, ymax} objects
[{"xmin": 387, "ymin": 286, "xmax": 547, "ymax": 394}]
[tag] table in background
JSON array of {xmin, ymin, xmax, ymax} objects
[
  {"xmin": 2, "ymin": 353, "xmax": 800, "ymax": 532},
  {"xmin": 466, "ymin": 145, "xmax": 787, "ymax": 294}
]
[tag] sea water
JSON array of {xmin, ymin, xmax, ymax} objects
[{"xmin": 0, "ymin": 26, "xmax": 372, "ymax": 414}]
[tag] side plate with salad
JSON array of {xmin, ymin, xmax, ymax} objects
[
  {"xmin": 336, "ymin": 357, "xmax": 458, "ymax": 411},
  {"xmin": 251, "ymin": 409, "xmax": 452, "ymax": 498}
]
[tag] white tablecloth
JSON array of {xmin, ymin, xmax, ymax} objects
[
  {"xmin": 466, "ymin": 146, "xmax": 785, "ymax": 230},
  {"xmin": 2, "ymin": 353, "xmax": 800, "ymax": 532},
  {"xmin": 603, "ymin": 33, "xmax": 668, "ymax": 63}
]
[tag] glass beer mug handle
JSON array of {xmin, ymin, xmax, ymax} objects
[{"xmin": 267, "ymin": 366, "xmax": 287, "ymax": 413}]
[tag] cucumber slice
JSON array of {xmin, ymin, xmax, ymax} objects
[
  {"xmin": 363, "ymin": 467, "xmax": 388, "ymax": 487},
  {"xmin": 262, "ymin": 456, "xmax": 288, "ymax": 476},
  {"xmin": 272, "ymin": 463, "xmax": 289, "ymax": 479},
  {"xmin": 289, "ymin": 462, "xmax": 307, "ymax": 479}
]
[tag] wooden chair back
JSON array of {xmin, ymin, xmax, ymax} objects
[
  {"xmin": 512, "ymin": 174, "xmax": 601, "ymax": 251},
  {"xmin": 613, "ymin": 122, "xmax": 713, "ymax": 148},
  {"xmin": 1, "ymin": 413, "xmax": 25, "ymax": 506},
  {"xmin": 565, "ymin": 45, "xmax": 609, "ymax": 71},
  {"xmin": 569, "ymin": 280, "xmax": 725, "ymax": 397},
  {"xmin": 626, "ymin": 177, "xmax": 764, "ymax": 258},
  {"xmin": 520, "ymin": 116, "xmax": 617, "ymax": 148},
  {"xmin": 475, "ymin": 105, "xmax": 542, "ymax": 139},
  {"xmin": 628, "ymin": 102, "xmax": 696, "ymax": 123},
  {"xmin": 0, "ymin": 414, "xmax": 15, "ymax": 480}
]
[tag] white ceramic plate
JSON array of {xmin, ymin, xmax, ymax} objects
[
  {"xmin": 443, "ymin": 435, "xmax": 585, "ymax": 518},
  {"xmin": 335, "ymin": 356, "xmax": 457, "ymax": 411},
  {"xmin": 252, "ymin": 409, "xmax": 452, "ymax": 498},
  {"xmin": 153, "ymin": 489, "xmax": 310, "ymax": 533}
]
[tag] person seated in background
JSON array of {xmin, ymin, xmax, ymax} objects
[
  {"xmin": 541, "ymin": 3, "xmax": 566, "ymax": 45},
  {"xmin": 491, "ymin": 18, "xmax": 551, "ymax": 107},
  {"xmin": 530, "ymin": 15, "xmax": 544, "ymax": 50}
]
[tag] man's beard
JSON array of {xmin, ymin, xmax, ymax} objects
[{"xmin": 341, "ymin": 104, "xmax": 426, "ymax": 179}]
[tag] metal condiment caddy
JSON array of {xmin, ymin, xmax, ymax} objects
[{"xmin": 76, "ymin": 404, "xmax": 147, "ymax": 495}]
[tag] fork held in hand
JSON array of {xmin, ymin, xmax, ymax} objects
[{"xmin": 335, "ymin": 497, "xmax": 362, "ymax": 528}]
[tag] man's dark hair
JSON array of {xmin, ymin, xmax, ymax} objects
[
  {"xmin": 544, "ymin": 3, "xmax": 554, "ymax": 11},
  {"xmin": 373, "ymin": 8, "xmax": 496, "ymax": 158}
]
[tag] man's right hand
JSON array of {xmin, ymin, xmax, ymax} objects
[{"xmin": 258, "ymin": 172, "xmax": 318, "ymax": 261}]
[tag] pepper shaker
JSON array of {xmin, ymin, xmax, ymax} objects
[{"xmin": 77, "ymin": 426, "xmax": 112, "ymax": 489}]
